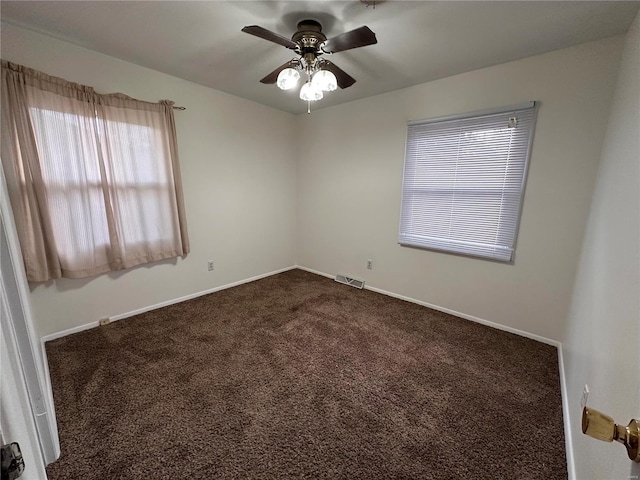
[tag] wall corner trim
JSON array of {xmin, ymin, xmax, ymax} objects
[
  {"xmin": 558, "ymin": 344, "xmax": 577, "ymax": 480},
  {"xmin": 40, "ymin": 263, "xmax": 575, "ymax": 478},
  {"xmin": 296, "ymin": 265, "xmax": 560, "ymax": 346},
  {"xmin": 297, "ymin": 264, "xmax": 574, "ymax": 476},
  {"xmin": 40, "ymin": 265, "xmax": 298, "ymax": 343}
]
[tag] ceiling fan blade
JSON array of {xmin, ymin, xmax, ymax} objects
[
  {"xmin": 323, "ymin": 26, "xmax": 377, "ymax": 53},
  {"xmin": 242, "ymin": 25, "xmax": 297, "ymax": 49},
  {"xmin": 322, "ymin": 60, "xmax": 356, "ymax": 89},
  {"xmin": 260, "ymin": 61, "xmax": 296, "ymax": 84}
]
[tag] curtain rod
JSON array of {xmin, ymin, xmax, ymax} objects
[{"xmin": 173, "ymin": 106, "xmax": 186, "ymax": 110}]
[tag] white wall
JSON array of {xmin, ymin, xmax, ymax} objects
[
  {"xmin": 2, "ymin": 15, "xmax": 638, "ymax": 478},
  {"xmin": 563, "ymin": 10, "xmax": 640, "ymax": 480},
  {"xmin": 1, "ymin": 23, "xmax": 298, "ymax": 337},
  {"xmin": 296, "ymin": 36, "xmax": 624, "ymax": 342}
]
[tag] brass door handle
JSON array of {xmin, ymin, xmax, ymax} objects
[{"xmin": 582, "ymin": 406, "xmax": 639, "ymax": 462}]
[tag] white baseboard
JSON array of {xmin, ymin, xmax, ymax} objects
[
  {"xmin": 298, "ymin": 264, "xmax": 574, "ymax": 476},
  {"xmin": 296, "ymin": 265, "xmax": 560, "ymax": 347},
  {"xmin": 48, "ymin": 263, "xmax": 558, "ymax": 346},
  {"xmin": 296, "ymin": 265, "xmax": 334, "ymax": 280},
  {"xmin": 41, "ymin": 265, "xmax": 297, "ymax": 343},
  {"xmin": 41, "ymin": 318, "xmax": 100, "ymax": 342},
  {"xmin": 40, "ymin": 263, "xmax": 575, "ymax": 477},
  {"xmin": 558, "ymin": 345, "xmax": 576, "ymax": 480}
]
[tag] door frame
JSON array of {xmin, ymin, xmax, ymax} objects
[{"xmin": 0, "ymin": 165, "xmax": 60, "ymax": 465}]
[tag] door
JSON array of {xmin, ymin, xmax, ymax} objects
[{"xmin": 0, "ymin": 165, "xmax": 60, "ymax": 469}]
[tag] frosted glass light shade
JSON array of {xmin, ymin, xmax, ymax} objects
[
  {"xmin": 299, "ymin": 81, "xmax": 323, "ymax": 101},
  {"xmin": 312, "ymin": 70, "xmax": 337, "ymax": 92},
  {"xmin": 276, "ymin": 68, "xmax": 300, "ymax": 90}
]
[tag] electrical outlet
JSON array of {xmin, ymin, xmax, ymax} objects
[
  {"xmin": 99, "ymin": 318, "xmax": 110, "ymax": 326},
  {"xmin": 207, "ymin": 260, "xmax": 214, "ymax": 271},
  {"xmin": 581, "ymin": 384, "xmax": 590, "ymax": 409},
  {"xmin": 367, "ymin": 259, "xmax": 373, "ymax": 270}
]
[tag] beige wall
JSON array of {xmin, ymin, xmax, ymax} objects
[
  {"xmin": 1, "ymin": 23, "xmax": 298, "ymax": 337},
  {"xmin": 3, "ymin": 16, "xmax": 638, "ymax": 478},
  {"xmin": 563, "ymin": 11, "xmax": 640, "ymax": 480},
  {"xmin": 0, "ymin": 25, "xmax": 631, "ymax": 348},
  {"xmin": 296, "ymin": 36, "xmax": 623, "ymax": 342}
]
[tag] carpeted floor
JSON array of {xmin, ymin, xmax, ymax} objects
[{"xmin": 45, "ymin": 269, "xmax": 567, "ymax": 479}]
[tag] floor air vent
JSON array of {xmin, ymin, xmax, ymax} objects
[{"xmin": 335, "ymin": 274, "xmax": 365, "ymax": 289}]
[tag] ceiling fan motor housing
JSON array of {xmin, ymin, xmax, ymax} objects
[
  {"xmin": 293, "ymin": 19, "xmax": 324, "ymax": 38},
  {"xmin": 292, "ymin": 20, "xmax": 328, "ymax": 72}
]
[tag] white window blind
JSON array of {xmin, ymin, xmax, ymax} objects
[{"xmin": 399, "ymin": 102, "xmax": 537, "ymax": 262}]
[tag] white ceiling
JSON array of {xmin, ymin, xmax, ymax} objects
[{"xmin": 1, "ymin": 1, "xmax": 638, "ymax": 115}]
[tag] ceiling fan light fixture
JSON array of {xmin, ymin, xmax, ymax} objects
[
  {"xmin": 312, "ymin": 70, "xmax": 337, "ymax": 92},
  {"xmin": 276, "ymin": 68, "xmax": 300, "ymax": 90},
  {"xmin": 299, "ymin": 81, "xmax": 323, "ymax": 101},
  {"xmin": 243, "ymin": 19, "xmax": 377, "ymax": 111}
]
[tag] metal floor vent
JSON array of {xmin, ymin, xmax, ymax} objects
[{"xmin": 335, "ymin": 274, "xmax": 365, "ymax": 289}]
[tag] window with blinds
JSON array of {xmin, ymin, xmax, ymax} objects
[{"xmin": 399, "ymin": 102, "xmax": 537, "ymax": 262}]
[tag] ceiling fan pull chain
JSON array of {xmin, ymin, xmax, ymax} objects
[{"xmin": 307, "ymin": 100, "xmax": 311, "ymax": 114}]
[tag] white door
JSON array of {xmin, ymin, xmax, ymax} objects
[{"xmin": 0, "ymin": 165, "xmax": 60, "ymax": 472}]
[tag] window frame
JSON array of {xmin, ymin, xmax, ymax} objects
[{"xmin": 398, "ymin": 101, "xmax": 538, "ymax": 264}]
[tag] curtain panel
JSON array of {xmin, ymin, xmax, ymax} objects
[{"xmin": 1, "ymin": 60, "xmax": 189, "ymax": 282}]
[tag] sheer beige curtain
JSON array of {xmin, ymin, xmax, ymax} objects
[{"xmin": 1, "ymin": 60, "xmax": 189, "ymax": 282}]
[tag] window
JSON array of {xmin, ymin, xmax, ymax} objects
[
  {"xmin": 1, "ymin": 60, "xmax": 189, "ymax": 282},
  {"xmin": 29, "ymin": 107, "xmax": 180, "ymax": 262},
  {"xmin": 399, "ymin": 102, "xmax": 537, "ymax": 262}
]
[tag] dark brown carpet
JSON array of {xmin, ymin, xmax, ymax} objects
[{"xmin": 45, "ymin": 269, "xmax": 567, "ymax": 479}]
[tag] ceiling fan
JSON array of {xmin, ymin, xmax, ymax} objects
[{"xmin": 241, "ymin": 19, "xmax": 377, "ymax": 111}]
